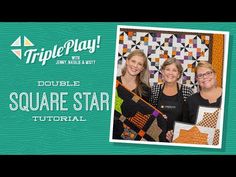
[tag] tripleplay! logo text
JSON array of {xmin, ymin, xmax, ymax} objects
[{"xmin": 11, "ymin": 35, "xmax": 101, "ymax": 66}]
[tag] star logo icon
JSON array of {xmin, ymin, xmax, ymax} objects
[{"xmin": 11, "ymin": 36, "xmax": 34, "ymax": 59}]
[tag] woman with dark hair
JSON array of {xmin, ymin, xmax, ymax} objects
[{"xmin": 150, "ymin": 58, "xmax": 193, "ymax": 142}]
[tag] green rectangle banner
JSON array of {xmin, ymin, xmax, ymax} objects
[{"xmin": 0, "ymin": 22, "xmax": 235, "ymax": 154}]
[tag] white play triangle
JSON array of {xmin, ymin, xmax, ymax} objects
[
  {"xmin": 11, "ymin": 36, "xmax": 21, "ymax": 46},
  {"xmin": 24, "ymin": 36, "xmax": 34, "ymax": 46},
  {"xmin": 11, "ymin": 49, "xmax": 22, "ymax": 59}
]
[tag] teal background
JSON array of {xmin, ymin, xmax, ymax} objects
[{"xmin": 0, "ymin": 22, "xmax": 235, "ymax": 154}]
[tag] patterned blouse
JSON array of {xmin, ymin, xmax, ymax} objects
[{"xmin": 150, "ymin": 83, "xmax": 194, "ymax": 108}]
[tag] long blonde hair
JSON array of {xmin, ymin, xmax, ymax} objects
[{"xmin": 122, "ymin": 49, "xmax": 150, "ymax": 97}]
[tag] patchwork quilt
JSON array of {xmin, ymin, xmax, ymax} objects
[
  {"xmin": 112, "ymin": 81, "xmax": 167, "ymax": 142},
  {"xmin": 172, "ymin": 107, "xmax": 221, "ymax": 146},
  {"xmin": 117, "ymin": 28, "xmax": 224, "ymax": 92}
]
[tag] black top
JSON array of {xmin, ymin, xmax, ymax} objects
[
  {"xmin": 157, "ymin": 84, "xmax": 184, "ymax": 137},
  {"xmin": 117, "ymin": 76, "xmax": 150, "ymax": 102},
  {"xmin": 150, "ymin": 83, "xmax": 193, "ymax": 106},
  {"xmin": 183, "ymin": 92, "xmax": 222, "ymax": 124},
  {"xmin": 159, "ymin": 92, "xmax": 181, "ymax": 129}
]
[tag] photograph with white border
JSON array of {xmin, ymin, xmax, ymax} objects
[{"xmin": 109, "ymin": 25, "xmax": 229, "ymax": 149}]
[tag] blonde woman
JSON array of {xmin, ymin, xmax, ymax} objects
[
  {"xmin": 183, "ymin": 61, "xmax": 222, "ymax": 124},
  {"xmin": 150, "ymin": 58, "xmax": 193, "ymax": 142},
  {"xmin": 113, "ymin": 50, "xmax": 151, "ymax": 140},
  {"xmin": 117, "ymin": 49, "xmax": 151, "ymax": 101}
]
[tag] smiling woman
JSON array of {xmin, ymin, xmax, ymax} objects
[
  {"xmin": 117, "ymin": 49, "xmax": 151, "ymax": 102},
  {"xmin": 112, "ymin": 49, "xmax": 151, "ymax": 140},
  {"xmin": 150, "ymin": 58, "xmax": 194, "ymax": 142},
  {"xmin": 183, "ymin": 61, "xmax": 222, "ymax": 124}
]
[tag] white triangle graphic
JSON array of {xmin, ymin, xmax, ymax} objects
[
  {"xmin": 11, "ymin": 49, "xmax": 22, "ymax": 59},
  {"xmin": 24, "ymin": 36, "xmax": 34, "ymax": 46},
  {"xmin": 11, "ymin": 36, "xmax": 21, "ymax": 46}
]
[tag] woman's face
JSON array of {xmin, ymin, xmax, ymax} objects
[
  {"xmin": 162, "ymin": 63, "xmax": 180, "ymax": 84},
  {"xmin": 126, "ymin": 55, "xmax": 145, "ymax": 76},
  {"xmin": 196, "ymin": 67, "xmax": 216, "ymax": 89}
]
